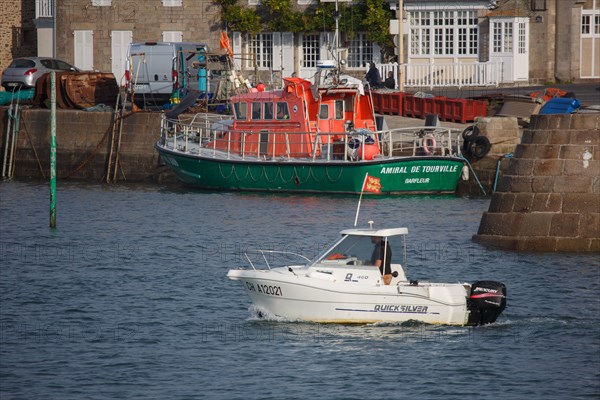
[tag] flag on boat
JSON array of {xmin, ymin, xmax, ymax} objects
[{"xmin": 363, "ymin": 174, "xmax": 382, "ymax": 193}]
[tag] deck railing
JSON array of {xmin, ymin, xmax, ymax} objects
[
  {"xmin": 375, "ymin": 61, "xmax": 501, "ymax": 89},
  {"xmin": 36, "ymin": 0, "xmax": 54, "ymax": 18},
  {"xmin": 245, "ymin": 250, "xmax": 312, "ymax": 271},
  {"xmin": 160, "ymin": 113, "xmax": 463, "ymax": 161}
]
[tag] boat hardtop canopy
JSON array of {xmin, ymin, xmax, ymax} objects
[{"xmin": 339, "ymin": 227, "xmax": 408, "ymax": 238}]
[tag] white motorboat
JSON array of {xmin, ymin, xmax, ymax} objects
[{"xmin": 227, "ymin": 222, "xmax": 506, "ymax": 326}]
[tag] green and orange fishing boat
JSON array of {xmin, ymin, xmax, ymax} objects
[{"xmin": 155, "ymin": 64, "xmax": 467, "ymax": 195}]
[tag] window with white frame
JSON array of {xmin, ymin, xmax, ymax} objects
[
  {"xmin": 457, "ymin": 28, "xmax": 467, "ymax": 55},
  {"xmin": 503, "ymin": 22, "xmax": 513, "ymax": 52},
  {"xmin": 493, "ymin": 22, "xmax": 502, "ymax": 52},
  {"xmin": 247, "ymin": 33, "xmax": 273, "ymax": 69},
  {"xmin": 492, "ymin": 21, "xmax": 513, "ymax": 53},
  {"xmin": 582, "ymin": 15, "xmax": 591, "ymax": 34},
  {"xmin": 581, "ymin": 11, "xmax": 600, "ymax": 36},
  {"xmin": 518, "ymin": 23, "xmax": 526, "ymax": 54},
  {"xmin": 410, "ymin": 11, "xmax": 430, "ymax": 56},
  {"xmin": 409, "ymin": 10, "xmax": 478, "ymax": 56},
  {"xmin": 432, "ymin": 11, "xmax": 453, "ymax": 55},
  {"xmin": 347, "ymin": 33, "xmax": 373, "ymax": 68},
  {"xmin": 302, "ymin": 34, "xmax": 320, "ymax": 68},
  {"xmin": 468, "ymin": 26, "xmax": 478, "ymax": 54},
  {"xmin": 163, "ymin": 0, "xmax": 182, "ymax": 6},
  {"xmin": 91, "ymin": 0, "xmax": 111, "ymax": 5}
]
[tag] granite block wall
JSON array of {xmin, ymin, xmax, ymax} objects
[{"xmin": 473, "ymin": 113, "xmax": 600, "ymax": 252}]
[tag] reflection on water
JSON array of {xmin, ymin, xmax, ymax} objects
[{"xmin": 0, "ymin": 181, "xmax": 598, "ymax": 400}]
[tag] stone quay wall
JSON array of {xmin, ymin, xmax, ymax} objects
[
  {"xmin": 473, "ymin": 113, "xmax": 600, "ymax": 252},
  {"xmin": 1, "ymin": 109, "xmax": 165, "ymax": 182},
  {"xmin": 457, "ymin": 116, "xmax": 521, "ymax": 196}
]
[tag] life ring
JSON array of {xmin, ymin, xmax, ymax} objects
[
  {"xmin": 466, "ymin": 136, "xmax": 491, "ymax": 159},
  {"xmin": 420, "ymin": 133, "xmax": 436, "ymax": 155}
]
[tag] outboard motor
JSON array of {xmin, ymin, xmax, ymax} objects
[{"xmin": 467, "ymin": 281, "xmax": 507, "ymax": 325}]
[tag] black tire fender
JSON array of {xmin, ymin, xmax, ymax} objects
[
  {"xmin": 461, "ymin": 125, "xmax": 479, "ymax": 141},
  {"xmin": 461, "ymin": 125, "xmax": 479, "ymax": 153},
  {"xmin": 467, "ymin": 136, "xmax": 491, "ymax": 159}
]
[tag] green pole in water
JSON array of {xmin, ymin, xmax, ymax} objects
[{"xmin": 50, "ymin": 71, "xmax": 57, "ymax": 228}]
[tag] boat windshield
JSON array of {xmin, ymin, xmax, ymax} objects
[
  {"xmin": 233, "ymin": 102, "xmax": 247, "ymax": 120},
  {"xmin": 315, "ymin": 235, "xmax": 402, "ymax": 267}
]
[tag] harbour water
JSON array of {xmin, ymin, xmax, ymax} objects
[{"xmin": 0, "ymin": 181, "xmax": 598, "ymax": 399}]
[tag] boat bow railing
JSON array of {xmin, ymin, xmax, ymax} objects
[{"xmin": 245, "ymin": 250, "xmax": 312, "ymax": 271}]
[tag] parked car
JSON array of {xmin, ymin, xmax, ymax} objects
[{"xmin": 1, "ymin": 57, "xmax": 80, "ymax": 91}]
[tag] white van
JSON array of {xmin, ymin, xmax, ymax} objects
[{"xmin": 125, "ymin": 41, "xmax": 210, "ymax": 108}]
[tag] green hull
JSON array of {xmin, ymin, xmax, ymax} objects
[{"xmin": 156, "ymin": 144, "xmax": 465, "ymax": 195}]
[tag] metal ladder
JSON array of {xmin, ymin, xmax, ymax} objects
[
  {"xmin": 1, "ymin": 95, "xmax": 22, "ymax": 180},
  {"xmin": 105, "ymin": 90, "xmax": 126, "ymax": 183}
]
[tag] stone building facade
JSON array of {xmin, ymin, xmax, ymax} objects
[
  {"xmin": 1, "ymin": 0, "xmax": 598, "ymax": 87},
  {"xmin": 54, "ymin": 0, "xmax": 600, "ymax": 84},
  {"xmin": 526, "ymin": 0, "xmax": 600, "ymax": 83},
  {"xmin": 56, "ymin": 0, "xmax": 222, "ymax": 84},
  {"xmin": 0, "ymin": 0, "xmax": 37, "ymax": 73}
]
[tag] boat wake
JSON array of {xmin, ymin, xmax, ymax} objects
[{"xmin": 247, "ymin": 305, "xmax": 293, "ymax": 322}]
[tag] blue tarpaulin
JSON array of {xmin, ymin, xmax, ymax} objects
[{"xmin": 539, "ymin": 97, "xmax": 581, "ymax": 114}]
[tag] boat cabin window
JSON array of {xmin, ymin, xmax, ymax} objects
[
  {"xmin": 344, "ymin": 97, "xmax": 354, "ymax": 113},
  {"xmin": 317, "ymin": 235, "xmax": 400, "ymax": 267},
  {"xmin": 318, "ymin": 104, "xmax": 329, "ymax": 119},
  {"xmin": 276, "ymin": 102, "xmax": 289, "ymax": 120},
  {"xmin": 251, "ymin": 102, "xmax": 261, "ymax": 120},
  {"xmin": 233, "ymin": 102, "xmax": 247, "ymax": 120},
  {"xmin": 335, "ymin": 100, "xmax": 344, "ymax": 119},
  {"xmin": 318, "ymin": 101, "xmax": 344, "ymax": 120},
  {"xmin": 264, "ymin": 102, "xmax": 274, "ymax": 120}
]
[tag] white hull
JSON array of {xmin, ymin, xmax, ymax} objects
[
  {"xmin": 227, "ymin": 225, "xmax": 506, "ymax": 326},
  {"xmin": 228, "ymin": 267, "xmax": 470, "ymax": 325}
]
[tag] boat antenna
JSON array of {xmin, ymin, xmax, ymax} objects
[
  {"xmin": 332, "ymin": 0, "xmax": 343, "ymax": 79},
  {"xmin": 323, "ymin": 0, "xmax": 344, "ymax": 80},
  {"xmin": 354, "ymin": 172, "xmax": 369, "ymax": 226}
]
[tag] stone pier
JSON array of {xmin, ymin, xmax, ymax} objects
[
  {"xmin": 1, "ymin": 109, "xmax": 165, "ymax": 182},
  {"xmin": 473, "ymin": 113, "xmax": 600, "ymax": 252}
]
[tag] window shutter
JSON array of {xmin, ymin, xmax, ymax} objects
[
  {"xmin": 281, "ymin": 32, "xmax": 294, "ymax": 76},
  {"xmin": 163, "ymin": 31, "xmax": 183, "ymax": 42},
  {"xmin": 111, "ymin": 30, "xmax": 133, "ymax": 84},
  {"xmin": 272, "ymin": 32, "xmax": 282, "ymax": 70},
  {"xmin": 162, "ymin": 0, "xmax": 183, "ymax": 6},
  {"xmin": 74, "ymin": 30, "xmax": 94, "ymax": 71},
  {"xmin": 232, "ymin": 32, "xmax": 242, "ymax": 69}
]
